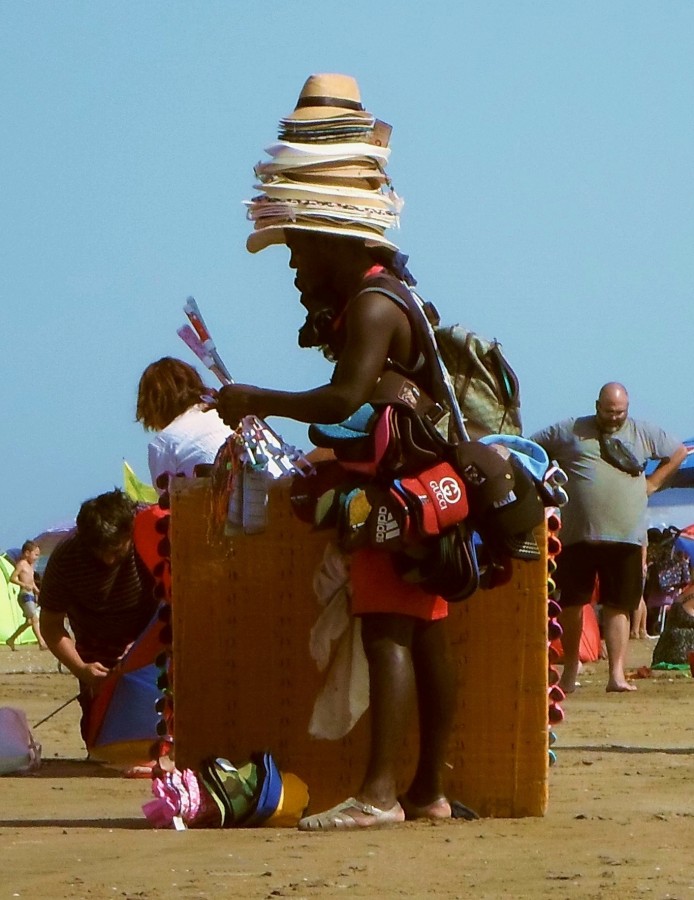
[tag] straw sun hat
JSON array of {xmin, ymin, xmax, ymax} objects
[
  {"xmin": 246, "ymin": 73, "xmax": 401, "ymax": 253},
  {"xmin": 282, "ymin": 73, "xmax": 372, "ymax": 122}
]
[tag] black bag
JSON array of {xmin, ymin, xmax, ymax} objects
[{"xmin": 599, "ymin": 434, "xmax": 645, "ymax": 476}]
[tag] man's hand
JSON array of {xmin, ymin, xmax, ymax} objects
[
  {"xmin": 215, "ymin": 384, "xmax": 265, "ymax": 427},
  {"xmin": 78, "ymin": 661, "xmax": 111, "ymax": 692}
]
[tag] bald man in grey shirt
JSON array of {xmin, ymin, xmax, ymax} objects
[{"xmin": 532, "ymin": 383, "xmax": 686, "ymax": 694}]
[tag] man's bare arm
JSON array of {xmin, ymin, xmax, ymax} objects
[
  {"xmin": 39, "ymin": 609, "xmax": 110, "ymax": 688},
  {"xmin": 646, "ymin": 443, "xmax": 688, "ymax": 496},
  {"xmin": 215, "ymin": 292, "xmax": 405, "ymax": 427}
]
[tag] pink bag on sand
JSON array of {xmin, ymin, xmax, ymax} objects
[{"xmin": 0, "ymin": 707, "xmax": 42, "ymax": 774}]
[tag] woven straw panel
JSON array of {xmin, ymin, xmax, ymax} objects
[{"xmin": 170, "ymin": 477, "xmax": 548, "ymax": 817}]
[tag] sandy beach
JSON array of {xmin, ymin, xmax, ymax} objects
[{"xmin": 2, "ymin": 638, "xmax": 694, "ymax": 900}]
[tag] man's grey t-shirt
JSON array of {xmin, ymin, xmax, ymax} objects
[{"xmin": 530, "ymin": 416, "xmax": 681, "ymax": 547}]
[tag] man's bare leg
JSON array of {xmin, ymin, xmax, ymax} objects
[
  {"xmin": 5, "ymin": 621, "xmax": 29, "ymax": 650},
  {"xmin": 403, "ymin": 618, "xmax": 455, "ymax": 817},
  {"xmin": 603, "ymin": 606, "xmax": 636, "ymax": 692},
  {"xmin": 558, "ymin": 604, "xmax": 583, "ymax": 693},
  {"xmin": 298, "ymin": 613, "xmax": 415, "ymax": 829},
  {"xmin": 358, "ymin": 613, "xmax": 417, "ymax": 810},
  {"xmin": 630, "ymin": 597, "xmax": 647, "ymax": 639}
]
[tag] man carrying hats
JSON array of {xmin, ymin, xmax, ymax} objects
[
  {"xmin": 216, "ymin": 74, "xmax": 460, "ymax": 829},
  {"xmin": 531, "ymin": 383, "xmax": 686, "ymax": 694}
]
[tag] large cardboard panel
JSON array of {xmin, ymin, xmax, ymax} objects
[{"xmin": 170, "ymin": 477, "xmax": 548, "ymax": 817}]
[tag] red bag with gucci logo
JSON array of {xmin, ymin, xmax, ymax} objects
[{"xmin": 399, "ymin": 462, "xmax": 469, "ymax": 537}]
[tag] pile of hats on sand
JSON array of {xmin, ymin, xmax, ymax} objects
[
  {"xmin": 142, "ymin": 752, "xmax": 309, "ymax": 829},
  {"xmin": 246, "ymin": 73, "xmax": 403, "ymax": 253}
]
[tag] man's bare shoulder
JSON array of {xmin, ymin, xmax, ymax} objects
[{"xmin": 347, "ymin": 288, "xmax": 408, "ymax": 327}]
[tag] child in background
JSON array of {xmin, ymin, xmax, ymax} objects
[{"xmin": 6, "ymin": 540, "xmax": 47, "ymax": 650}]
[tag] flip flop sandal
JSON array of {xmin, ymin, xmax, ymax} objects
[
  {"xmin": 451, "ymin": 800, "xmax": 480, "ymax": 820},
  {"xmin": 298, "ymin": 797, "xmax": 405, "ymax": 831},
  {"xmin": 399, "ymin": 795, "xmax": 480, "ymax": 821}
]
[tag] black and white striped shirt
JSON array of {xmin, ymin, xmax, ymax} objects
[{"xmin": 40, "ymin": 534, "xmax": 157, "ymax": 668}]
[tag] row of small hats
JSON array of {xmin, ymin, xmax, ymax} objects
[
  {"xmin": 246, "ymin": 73, "xmax": 402, "ymax": 254},
  {"xmin": 200, "ymin": 752, "xmax": 309, "ymax": 828}
]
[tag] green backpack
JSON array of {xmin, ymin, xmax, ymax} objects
[
  {"xmin": 434, "ymin": 325, "xmax": 522, "ymax": 440},
  {"xmin": 360, "ymin": 280, "xmax": 523, "ymax": 442}
]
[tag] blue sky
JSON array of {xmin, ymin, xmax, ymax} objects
[{"xmin": 1, "ymin": 1, "xmax": 693, "ymax": 549}]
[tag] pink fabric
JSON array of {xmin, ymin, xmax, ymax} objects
[{"xmin": 144, "ymin": 766, "xmax": 219, "ymax": 828}]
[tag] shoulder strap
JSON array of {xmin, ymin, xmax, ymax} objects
[{"xmin": 357, "ymin": 281, "xmax": 469, "ymax": 441}]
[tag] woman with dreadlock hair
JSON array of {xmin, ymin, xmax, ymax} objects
[{"xmin": 136, "ymin": 357, "xmax": 232, "ymax": 494}]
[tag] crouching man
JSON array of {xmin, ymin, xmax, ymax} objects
[{"xmin": 39, "ymin": 490, "xmax": 158, "ymax": 740}]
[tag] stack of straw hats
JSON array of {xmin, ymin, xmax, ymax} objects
[{"xmin": 246, "ymin": 73, "xmax": 403, "ymax": 253}]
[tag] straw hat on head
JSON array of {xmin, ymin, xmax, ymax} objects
[
  {"xmin": 246, "ymin": 73, "xmax": 401, "ymax": 254},
  {"xmin": 283, "ymin": 73, "xmax": 372, "ymax": 122},
  {"xmin": 247, "ymin": 222, "xmax": 399, "ymax": 254}
]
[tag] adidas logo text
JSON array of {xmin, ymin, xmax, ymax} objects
[{"xmin": 375, "ymin": 506, "xmax": 401, "ymax": 543}]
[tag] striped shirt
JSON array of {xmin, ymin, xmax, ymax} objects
[{"xmin": 40, "ymin": 534, "xmax": 157, "ymax": 668}]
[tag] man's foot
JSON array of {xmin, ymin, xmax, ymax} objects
[
  {"xmin": 558, "ymin": 676, "xmax": 579, "ymax": 694},
  {"xmin": 298, "ymin": 797, "xmax": 405, "ymax": 831},
  {"xmin": 39, "ymin": 643, "xmax": 48, "ymax": 651},
  {"xmin": 399, "ymin": 795, "xmax": 452, "ymax": 820},
  {"xmin": 5, "ymin": 638, "xmax": 16, "ymax": 651},
  {"xmin": 606, "ymin": 680, "xmax": 637, "ymax": 692}
]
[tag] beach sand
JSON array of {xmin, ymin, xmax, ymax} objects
[{"xmin": 2, "ymin": 638, "xmax": 693, "ymax": 900}]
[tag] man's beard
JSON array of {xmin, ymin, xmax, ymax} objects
[
  {"xmin": 297, "ymin": 283, "xmax": 338, "ymax": 351},
  {"xmin": 597, "ymin": 418, "xmax": 624, "ymax": 434}
]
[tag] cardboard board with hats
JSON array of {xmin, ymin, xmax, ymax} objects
[{"xmin": 170, "ymin": 476, "xmax": 551, "ymax": 818}]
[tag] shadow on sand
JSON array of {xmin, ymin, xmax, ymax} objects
[
  {"xmin": 561, "ymin": 744, "xmax": 694, "ymax": 754},
  {"xmin": 4, "ymin": 758, "xmax": 129, "ymax": 778},
  {"xmin": 0, "ymin": 817, "xmax": 151, "ymax": 829}
]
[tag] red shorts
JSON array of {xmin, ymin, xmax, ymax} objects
[{"xmin": 350, "ymin": 548, "xmax": 448, "ymax": 621}]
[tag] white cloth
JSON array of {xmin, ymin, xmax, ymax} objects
[
  {"xmin": 308, "ymin": 543, "xmax": 369, "ymax": 740},
  {"xmin": 147, "ymin": 405, "xmax": 232, "ymax": 492}
]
